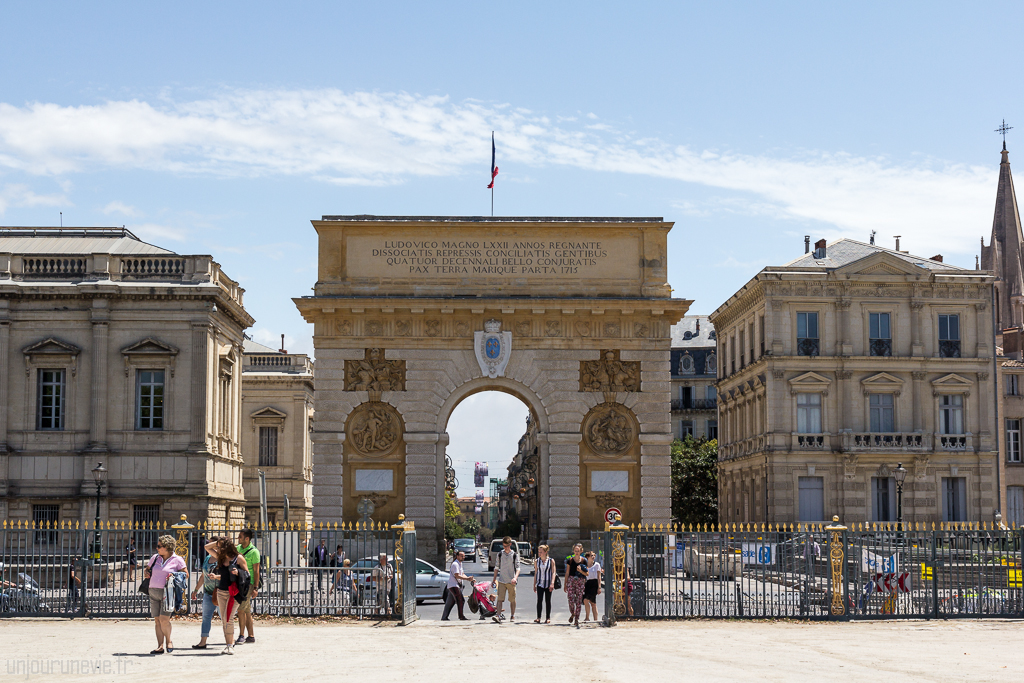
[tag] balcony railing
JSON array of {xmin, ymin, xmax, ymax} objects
[
  {"xmin": 794, "ymin": 433, "xmax": 827, "ymax": 449},
  {"xmin": 843, "ymin": 432, "xmax": 928, "ymax": 451},
  {"xmin": 869, "ymin": 338, "xmax": 892, "ymax": 357},
  {"xmin": 244, "ymin": 354, "xmax": 314, "ymax": 374},
  {"xmin": 797, "ymin": 337, "xmax": 819, "ymax": 357},
  {"xmin": 671, "ymin": 398, "xmax": 718, "ymax": 411},
  {"xmin": 937, "ymin": 434, "xmax": 968, "ymax": 451},
  {"xmin": 939, "ymin": 340, "xmax": 961, "ymax": 358}
]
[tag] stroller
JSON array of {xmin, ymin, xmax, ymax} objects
[{"xmin": 466, "ymin": 580, "xmax": 499, "ymax": 621}]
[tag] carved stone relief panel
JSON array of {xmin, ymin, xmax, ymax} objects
[
  {"xmin": 344, "ymin": 348, "xmax": 406, "ymax": 392},
  {"xmin": 582, "ymin": 402, "xmax": 636, "ymax": 455},
  {"xmin": 366, "ymin": 319, "xmax": 383, "ymax": 336},
  {"xmin": 515, "ymin": 320, "xmax": 531, "ymax": 337},
  {"xmin": 575, "ymin": 321, "xmax": 591, "ymax": 337},
  {"xmin": 603, "ymin": 322, "xmax": 620, "ymax": 337},
  {"xmin": 425, "ymin": 320, "xmax": 441, "ymax": 337},
  {"xmin": 546, "ymin": 320, "xmax": 561, "ymax": 337},
  {"xmin": 395, "ymin": 320, "xmax": 412, "ymax": 336},
  {"xmin": 580, "ymin": 350, "xmax": 640, "ymax": 392},
  {"xmin": 347, "ymin": 401, "xmax": 402, "ymax": 457}
]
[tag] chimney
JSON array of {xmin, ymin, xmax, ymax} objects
[
  {"xmin": 804, "ymin": 236, "xmax": 810, "ymax": 254},
  {"xmin": 930, "ymin": 254, "xmax": 943, "ymax": 263},
  {"xmin": 279, "ymin": 334, "xmax": 287, "ymax": 354},
  {"xmin": 869, "ymin": 230, "xmax": 876, "ymax": 245},
  {"xmin": 813, "ymin": 239, "xmax": 826, "ymax": 258},
  {"xmin": 894, "ymin": 235, "xmax": 901, "ymax": 252}
]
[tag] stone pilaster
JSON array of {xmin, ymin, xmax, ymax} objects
[
  {"xmin": 189, "ymin": 323, "xmax": 210, "ymax": 449},
  {"xmin": 546, "ymin": 432, "xmax": 581, "ymax": 541},
  {"xmin": 87, "ymin": 301, "xmax": 109, "ymax": 451},
  {"xmin": 0, "ymin": 309, "xmax": 9, "ymax": 453}
]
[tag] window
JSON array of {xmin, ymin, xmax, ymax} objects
[
  {"xmin": 1008, "ymin": 375, "xmax": 1020, "ymax": 397},
  {"xmin": 739, "ymin": 329, "xmax": 746, "ymax": 368},
  {"xmin": 680, "ymin": 385, "xmax": 693, "ymax": 408},
  {"xmin": 869, "ymin": 313, "xmax": 892, "ymax": 357},
  {"xmin": 1008, "ymin": 487, "xmax": 1024, "ymax": 528},
  {"xmin": 942, "ymin": 477, "xmax": 967, "ymax": 522},
  {"xmin": 136, "ymin": 370, "xmax": 165, "ymax": 430},
  {"xmin": 706, "ymin": 352, "xmax": 717, "ymax": 376},
  {"xmin": 707, "ymin": 419, "xmax": 718, "ymax": 440},
  {"xmin": 1008, "ymin": 419, "xmax": 1021, "ymax": 463},
  {"xmin": 32, "ymin": 504, "xmax": 59, "ymax": 544},
  {"xmin": 938, "ymin": 314, "xmax": 961, "ymax": 358},
  {"xmin": 869, "ymin": 394, "xmax": 895, "ymax": 432},
  {"xmin": 749, "ymin": 322, "xmax": 755, "ymax": 363},
  {"xmin": 798, "ymin": 477, "xmax": 824, "ymax": 521},
  {"xmin": 708, "ymin": 330, "xmax": 716, "ymax": 340},
  {"xmin": 680, "ymin": 420, "xmax": 694, "ymax": 438},
  {"xmin": 679, "ymin": 353, "xmax": 694, "ymax": 374},
  {"xmin": 259, "ymin": 426, "xmax": 279, "ymax": 466},
  {"xmin": 939, "ymin": 395, "xmax": 964, "ymax": 434},
  {"xmin": 36, "ymin": 369, "xmax": 65, "ymax": 430},
  {"xmin": 706, "ymin": 385, "xmax": 717, "ymax": 401},
  {"xmin": 759, "ymin": 315, "xmax": 765, "ymax": 357},
  {"xmin": 133, "ymin": 505, "xmax": 160, "ymax": 525},
  {"xmin": 796, "ymin": 393, "xmax": 822, "ymax": 433},
  {"xmin": 796, "ymin": 312, "xmax": 819, "ymax": 357},
  {"xmin": 730, "ymin": 336, "xmax": 737, "ymax": 374},
  {"xmin": 872, "ymin": 477, "xmax": 896, "ymax": 522}
]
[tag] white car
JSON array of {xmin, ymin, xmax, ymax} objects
[{"xmin": 351, "ymin": 556, "xmax": 451, "ymax": 604}]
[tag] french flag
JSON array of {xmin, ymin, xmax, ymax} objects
[{"xmin": 487, "ymin": 132, "xmax": 499, "ymax": 188}]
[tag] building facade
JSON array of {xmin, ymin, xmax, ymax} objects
[
  {"xmin": 982, "ymin": 143, "xmax": 1024, "ymax": 528},
  {"xmin": 0, "ymin": 227, "xmax": 254, "ymax": 526},
  {"xmin": 670, "ymin": 316, "xmax": 718, "ymax": 441},
  {"xmin": 710, "ymin": 238, "xmax": 997, "ymax": 524},
  {"xmin": 240, "ymin": 338, "xmax": 314, "ymax": 527}
]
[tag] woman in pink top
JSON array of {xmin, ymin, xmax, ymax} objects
[{"xmin": 145, "ymin": 534, "xmax": 188, "ymax": 654}]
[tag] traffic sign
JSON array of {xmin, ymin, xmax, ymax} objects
[
  {"xmin": 604, "ymin": 508, "xmax": 622, "ymax": 525},
  {"xmin": 896, "ymin": 572, "xmax": 911, "ymax": 593}
]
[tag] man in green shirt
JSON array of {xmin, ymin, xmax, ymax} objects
[{"xmin": 235, "ymin": 529, "xmax": 261, "ymax": 644}]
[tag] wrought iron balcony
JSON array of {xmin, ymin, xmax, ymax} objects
[
  {"xmin": 869, "ymin": 338, "xmax": 892, "ymax": 357},
  {"xmin": 671, "ymin": 398, "xmax": 718, "ymax": 411},
  {"xmin": 939, "ymin": 340, "xmax": 961, "ymax": 358},
  {"xmin": 797, "ymin": 337, "xmax": 820, "ymax": 357}
]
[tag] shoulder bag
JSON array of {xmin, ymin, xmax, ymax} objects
[{"xmin": 138, "ymin": 556, "xmax": 157, "ymax": 594}]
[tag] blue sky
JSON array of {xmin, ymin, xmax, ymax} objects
[{"xmin": 2, "ymin": 3, "xmax": 1022, "ymax": 495}]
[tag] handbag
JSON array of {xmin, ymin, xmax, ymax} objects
[
  {"xmin": 137, "ymin": 556, "xmax": 157, "ymax": 594},
  {"xmin": 554, "ymin": 574, "xmax": 562, "ymax": 590}
]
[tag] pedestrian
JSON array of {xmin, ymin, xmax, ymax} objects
[
  {"xmin": 122, "ymin": 537, "xmax": 137, "ymax": 583},
  {"xmin": 372, "ymin": 553, "xmax": 395, "ymax": 616},
  {"xmin": 309, "ymin": 539, "xmax": 328, "ymax": 592},
  {"xmin": 582, "ymin": 551, "xmax": 603, "ymax": 624},
  {"xmin": 330, "ymin": 544, "xmax": 345, "ymax": 572},
  {"xmin": 191, "ymin": 537, "xmax": 222, "ymax": 650},
  {"xmin": 66, "ymin": 557, "xmax": 82, "ymax": 611},
  {"xmin": 207, "ymin": 536, "xmax": 249, "ymax": 655},
  {"xmin": 441, "ymin": 550, "xmax": 475, "ymax": 621},
  {"xmin": 332, "ymin": 558, "xmax": 357, "ymax": 608},
  {"xmin": 491, "ymin": 536, "xmax": 520, "ymax": 622},
  {"xmin": 145, "ymin": 535, "xmax": 188, "ymax": 654},
  {"xmin": 234, "ymin": 528, "xmax": 260, "ymax": 645},
  {"xmin": 533, "ymin": 544, "xmax": 555, "ymax": 623},
  {"xmin": 564, "ymin": 543, "xmax": 587, "ymax": 627}
]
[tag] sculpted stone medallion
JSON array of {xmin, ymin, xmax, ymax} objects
[
  {"xmin": 347, "ymin": 402, "xmax": 401, "ymax": 457},
  {"xmin": 583, "ymin": 403, "xmax": 635, "ymax": 455},
  {"xmin": 580, "ymin": 349, "xmax": 640, "ymax": 392},
  {"xmin": 345, "ymin": 348, "xmax": 406, "ymax": 392}
]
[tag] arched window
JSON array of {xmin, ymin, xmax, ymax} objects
[
  {"xmin": 683, "ymin": 331, "xmax": 693, "ymax": 340},
  {"xmin": 706, "ymin": 352, "xmax": 717, "ymax": 375},
  {"xmin": 680, "ymin": 352, "xmax": 695, "ymax": 374},
  {"xmin": 709, "ymin": 330, "xmax": 717, "ymax": 340}
]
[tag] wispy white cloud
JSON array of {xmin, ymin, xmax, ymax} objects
[
  {"xmin": 133, "ymin": 222, "xmax": 188, "ymax": 243},
  {"xmin": 102, "ymin": 200, "xmax": 138, "ymax": 216},
  {"xmin": 0, "ymin": 183, "xmax": 66, "ymax": 214},
  {"xmin": 0, "ymin": 89, "xmax": 999, "ymax": 254}
]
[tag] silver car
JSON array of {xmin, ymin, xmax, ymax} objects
[{"xmin": 351, "ymin": 556, "xmax": 451, "ymax": 605}]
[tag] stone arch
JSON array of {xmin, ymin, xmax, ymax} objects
[{"xmin": 435, "ymin": 376, "xmax": 550, "ymax": 434}]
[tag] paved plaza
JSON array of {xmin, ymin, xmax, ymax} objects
[{"xmin": 1, "ymin": 617, "xmax": 1022, "ymax": 682}]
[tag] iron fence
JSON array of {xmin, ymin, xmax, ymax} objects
[
  {"xmin": 594, "ymin": 520, "xmax": 1023, "ymax": 623},
  {"xmin": 0, "ymin": 517, "xmax": 417, "ymax": 624}
]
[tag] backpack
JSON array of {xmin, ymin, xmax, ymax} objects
[
  {"xmin": 231, "ymin": 558, "xmax": 252, "ymax": 602},
  {"xmin": 496, "ymin": 548, "xmax": 520, "ymax": 575},
  {"xmin": 240, "ymin": 546, "xmax": 260, "ymax": 589}
]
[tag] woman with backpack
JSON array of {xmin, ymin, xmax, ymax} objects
[
  {"xmin": 206, "ymin": 536, "xmax": 249, "ymax": 655},
  {"xmin": 532, "ymin": 544, "xmax": 556, "ymax": 623}
]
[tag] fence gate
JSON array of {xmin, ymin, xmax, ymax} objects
[{"xmin": 397, "ymin": 524, "xmax": 418, "ymax": 625}]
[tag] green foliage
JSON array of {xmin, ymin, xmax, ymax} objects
[
  {"xmin": 444, "ymin": 518, "xmax": 466, "ymax": 542},
  {"xmin": 444, "ymin": 489, "xmax": 460, "ymax": 520},
  {"xmin": 671, "ymin": 436, "xmax": 719, "ymax": 526},
  {"xmin": 462, "ymin": 518, "xmax": 481, "ymax": 538},
  {"xmin": 494, "ymin": 508, "xmax": 522, "ymax": 539}
]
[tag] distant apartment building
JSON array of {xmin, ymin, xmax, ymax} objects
[
  {"xmin": 670, "ymin": 316, "xmax": 717, "ymax": 441},
  {"xmin": 710, "ymin": 237, "xmax": 997, "ymax": 524},
  {"xmin": 0, "ymin": 227, "xmax": 254, "ymax": 526},
  {"xmin": 240, "ymin": 338, "xmax": 314, "ymax": 527}
]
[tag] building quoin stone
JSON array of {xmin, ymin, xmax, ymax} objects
[
  {"xmin": 710, "ymin": 236, "xmax": 997, "ymax": 524},
  {"xmin": 670, "ymin": 316, "xmax": 718, "ymax": 441},
  {"xmin": 982, "ymin": 141, "xmax": 1024, "ymax": 528},
  {"xmin": 240, "ymin": 337, "xmax": 314, "ymax": 527},
  {"xmin": 0, "ymin": 227, "xmax": 254, "ymax": 526}
]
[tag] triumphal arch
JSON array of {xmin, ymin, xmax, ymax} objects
[{"xmin": 294, "ymin": 216, "xmax": 690, "ymax": 562}]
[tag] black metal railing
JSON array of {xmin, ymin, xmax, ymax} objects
[
  {"xmin": 870, "ymin": 338, "xmax": 892, "ymax": 357},
  {"xmin": 0, "ymin": 519, "xmax": 417, "ymax": 623},
  {"xmin": 797, "ymin": 338, "xmax": 820, "ymax": 357},
  {"xmin": 593, "ymin": 522, "xmax": 1023, "ymax": 623},
  {"xmin": 939, "ymin": 340, "xmax": 961, "ymax": 358}
]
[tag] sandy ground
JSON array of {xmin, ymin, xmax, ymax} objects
[{"xmin": 1, "ymin": 617, "xmax": 1022, "ymax": 682}]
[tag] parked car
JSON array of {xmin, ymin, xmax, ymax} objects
[
  {"xmin": 517, "ymin": 542, "xmax": 532, "ymax": 560},
  {"xmin": 350, "ymin": 556, "xmax": 450, "ymax": 605},
  {"xmin": 453, "ymin": 538, "xmax": 477, "ymax": 562}
]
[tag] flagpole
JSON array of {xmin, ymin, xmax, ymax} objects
[{"xmin": 491, "ymin": 186, "xmax": 494, "ymax": 217}]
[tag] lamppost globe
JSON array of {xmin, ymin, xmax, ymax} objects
[
  {"xmin": 893, "ymin": 462, "xmax": 907, "ymax": 532},
  {"xmin": 91, "ymin": 462, "xmax": 107, "ymax": 484},
  {"xmin": 893, "ymin": 463, "xmax": 907, "ymax": 487},
  {"xmin": 90, "ymin": 462, "xmax": 106, "ymax": 566}
]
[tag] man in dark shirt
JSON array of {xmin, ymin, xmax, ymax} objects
[{"xmin": 310, "ymin": 539, "xmax": 328, "ymax": 592}]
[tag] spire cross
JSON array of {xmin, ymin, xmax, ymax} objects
[{"xmin": 996, "ymin": 119, "xmax": 1013, "ymax": 148}]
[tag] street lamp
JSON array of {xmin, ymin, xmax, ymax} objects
[
  {"xmin": 91, "ymin": 462, "xmax": 107, "ymax": 565},
  {"xmin": 893, "ymin": 462, "xmax": 907, "ymax": 532}
]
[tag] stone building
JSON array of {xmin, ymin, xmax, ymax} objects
[
  {"xmin": 982, "ymin": 142, "xmax": 1024, "ymax": 528},
  {"xmin": 454, "ymin": 495, "xmax": 489, "ymax": 532},
  {"xmin": 0, "ymin": 227, "xmax": 254, "ymax": 526},
  {"xmin": 294, "ymin": 215, "xmax": 688, "ymax": 564},
  {"xmin": 710, "ymin": 238, "xmax": 997, "ymax": 524},
  {"xmin": 670, "ymin": 316, "xmax": 718, "ymax": 441},
  {"xmin": 240, "ymin": 338, "xmax": 314, "ymax": 526},
  {"xmin": 506, "ymin": 412, "xmax": 541, "ymax": 548}
]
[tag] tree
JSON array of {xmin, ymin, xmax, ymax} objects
[
  {"xmin": 494, "ymin": 508, "xmax": 522, "ymax": 539},
  {"xmin": 462, "ymin": 518, "xmax": 481, "ymax": 538},
  {"xmin": 671, "ymin": 436, "xmax": 719, "ymax": 526},
  {"xmin": 443, "ymin": 490, "xmax": 465, "ymax": 542},
  {"xmin": 444, "ymin": 518, "xmax": 466, "ymax": 542},
  {"xmin": 444, "ymin": 489, "xmax": 460, "ymax": 520}
]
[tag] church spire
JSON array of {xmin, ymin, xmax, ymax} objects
[{"xmin": 982, "ymin": 125, "xmax": 1024, "ymax": 328}]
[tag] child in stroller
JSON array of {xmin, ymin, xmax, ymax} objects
[{"xmin": 466, "ymin": 580, "xmax": 500, "ymax": 620}]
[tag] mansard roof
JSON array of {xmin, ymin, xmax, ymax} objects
[
  {"xmin": 780, "ymin": 238, "xmax": 962, "ymax": 272},
  {"xmin": 0, "ymin": 227, "xmax": 175, "ymax": 255}
]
